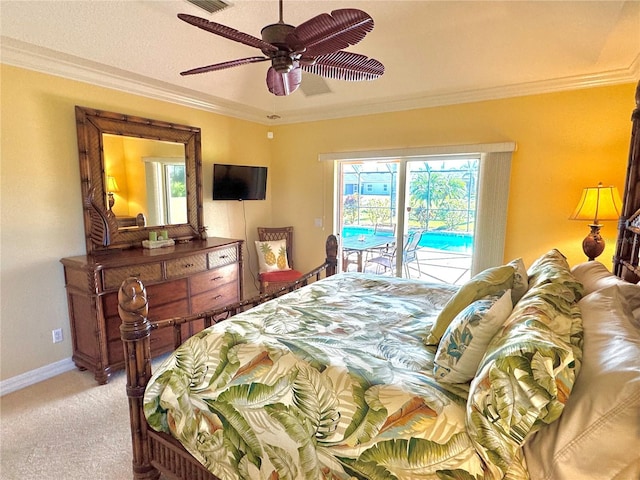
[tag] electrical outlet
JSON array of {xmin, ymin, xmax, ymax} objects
[{"xmin": 52, "ymin": 328, "xmax": 63, "ymax": 344}]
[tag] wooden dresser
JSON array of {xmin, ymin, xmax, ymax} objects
[{"xmin": 61, "ymin": 237, "xmax": 243, "ymax": 384}]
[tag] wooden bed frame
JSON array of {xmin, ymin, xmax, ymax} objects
[
  {"xmin": 119, "ymin": 81, "xmax": 640, "ymax": 480},
  {"xmin": 614, "ymin": 81, "xmax": 640, "ymax": 284},
  {"xmin": 119, "ymin": 235, "xmax": 338, "ymax": 480}
]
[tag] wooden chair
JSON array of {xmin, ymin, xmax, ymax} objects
[{"xmin": 257, "ymin": 226, "xmax": 303, "ymax": 293}]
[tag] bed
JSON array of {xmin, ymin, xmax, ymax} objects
[{"xmin": 119, "ymin": 81, "xmax": 640, "ymax": 480}]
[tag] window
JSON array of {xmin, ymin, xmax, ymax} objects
[{"xmin": 144, "ymin": 157, "xmax": 187, "ymax": 225}]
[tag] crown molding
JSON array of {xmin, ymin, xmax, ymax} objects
[
  {"xmin": 2, "ymin": 36, "xmax": 638, "ymax": 126},
  {"xmin": 0, "ymin": 37, "xmax": 268, "ymax": 124},
  {"xmin": 279, "ymin": 54, "xmax": 640, "ymax": 124}
]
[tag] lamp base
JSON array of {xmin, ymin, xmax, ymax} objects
[{"xmin": 582, "ymin": 224, "xmax": 605, "ymax": 261}]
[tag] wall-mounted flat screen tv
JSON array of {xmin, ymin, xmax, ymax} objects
[{"xmin": 213, "ymin": 163, "xmax": 268, "ymax": 201}]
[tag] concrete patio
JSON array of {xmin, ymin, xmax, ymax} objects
[{"xmin": 348, "ymin": 247, "xmax": 472, "ymax": 286}]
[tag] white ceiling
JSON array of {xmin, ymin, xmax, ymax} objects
[{"xmin": 1, "ymin": 0, "xmax": 639, "ymax": 125}]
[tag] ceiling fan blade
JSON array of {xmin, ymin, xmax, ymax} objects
[
  {"xmin": 178, "ymin": 13, "xmax": 278, "ymax": 52},
  {"xmin": 287, "ymin": 9, "xmax": 374, "ymax": 58},
  {"xmin": 301, "ymin": 51, "xmax": 384, "ymax": 81},
  {"xmin": 181, "ymin": 56, "xmax": 269, "ymax": 76},
  {"xmin": 266, "ymin": 65, "xmax": 302, "ymax": 96}
]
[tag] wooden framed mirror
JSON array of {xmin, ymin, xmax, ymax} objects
[{"xmin": 75, "ymin": 106, "xmax": 204, "ymax": 254}]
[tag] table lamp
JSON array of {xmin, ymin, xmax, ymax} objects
[
  {"xmin": 570, "ymin": 182, "xmax": 622, "ymax": 260},
  {"xmin": 107, "ymin": 176, "xmax": 120, "ymax": 211}
]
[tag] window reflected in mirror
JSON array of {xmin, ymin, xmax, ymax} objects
[{"xmin": 103, "ymin": 134, "xmax": 186, "ymax": 228}]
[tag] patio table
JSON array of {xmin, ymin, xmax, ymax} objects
[{"xmin": 342, "ymin": 235, "xmax": 395, "ymax": 272}]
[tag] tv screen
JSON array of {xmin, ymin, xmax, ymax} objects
[{"xmin": 213, "ymin": 164, "xmax": 268, "ymax": 201}]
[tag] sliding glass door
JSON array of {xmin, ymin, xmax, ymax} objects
[
  {"xmin": 403, "ymin": 157, "xmax": 477, "ymax": 284},
  {"xmin": 337, "ymin": 156, "xmax": 478, "ymax": 285}
]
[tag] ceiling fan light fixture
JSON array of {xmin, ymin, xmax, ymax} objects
[{"xmin": 271, "ymin": 53, "xmax": 294, "ymax": 73}]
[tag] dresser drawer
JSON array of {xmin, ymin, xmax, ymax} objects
[
  {"xmin": 166, "ymin": 254, "xmax": 208, "ymax": 278},
  {"xmin": 190, "ymin": 263, "xmax": 238, "ymax": 296},
  {"xmin": 147, "ymin": 298, "xmax": 190, "ymax": 322},
  {"xmin": 103, "ymin": 279, "xmax": 188, "ymax": 319},
  {"xmin": 108, "ymin": 327, "xmax": 179, "ymax": 366},
  {"xmin": 103, "ymin": 263, "xmax": 162, "ymax": 291},
  {"xmin": 64, "ymin": 266, "xmax": 94, "ymax": 292},
  {"xmin": 146, "ymin": 280, "xmax": 189, "ymax": 308},
  {"xmin": 191, "ymin": 281, "xmax": 239, "ymax": 313},
  {"xmin": 208, "ymin": 246, "xmax": 238, "ymax": 268},
  {"xmin": 104, "ymin": 297, "xmax": 189, "ymax": 342}
]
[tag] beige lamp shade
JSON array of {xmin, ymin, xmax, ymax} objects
[
  {"xmin": 570, "ymin": 182, "xmax": 622, "ymax": 224},
  {"xmin": 107, "ymin": 176, "xmax": 119, "ymax": 211},
  {"xmin": 107, "ymin": 176, "xmax": 120, "ymax": 193}
]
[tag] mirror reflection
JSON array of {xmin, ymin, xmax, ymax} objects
[{"xmin": 103, "ymin": 134, "xmax": 187, "ymax": 229}]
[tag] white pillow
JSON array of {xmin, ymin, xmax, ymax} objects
[
  {"xmin": 434, "ymin": 290, "xmax": 513, "ymax": 384},
  {"xmin": 255, "ymin": 239, "xmax": 290, "ymax": 273},
  {"xmin": 618, "ymin": 283, "xmax": 640, "ymax": 327},
  {"xmin": 570, "ymin": 261, "xmax": 627, "ymax": 295},
  {"xmin": 523, "ymin": 284, "xmax": 640, "ymax": 479}
]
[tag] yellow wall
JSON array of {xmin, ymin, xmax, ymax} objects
[
  {"xmin": 270, "ymin": 84, "xmax": 634, "ymax": 272},
  {"xmin": 0, "ymin": 62, "xmax": 635, "ymax": 382}
]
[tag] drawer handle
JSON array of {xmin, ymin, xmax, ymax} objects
[
  {"xmin": 218, "ymin": 255, "xmax": 228, "ymax": 259},
  {"xmin": 213, "ymin": 294, "xmax": 222, "ymax": 300},
  {"xmin": 184, "ymin": 263, "xmax": 195, "ymax": 268},
  {"xmin": 211, "ymin": 276, "xmax": 223, "ymax": 281}
]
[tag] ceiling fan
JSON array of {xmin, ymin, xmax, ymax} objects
[{"xmin": 177, "ymin": 0, "xmax": 384, "ymax": 96}]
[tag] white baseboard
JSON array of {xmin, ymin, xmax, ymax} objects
[{"xmin": 0, "ymin": 357, "xmax": 76, "ymax": 396}]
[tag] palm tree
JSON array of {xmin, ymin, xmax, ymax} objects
[{"xmin": 409, "ymin": 165, "xmax": 472, "ymax": 231}]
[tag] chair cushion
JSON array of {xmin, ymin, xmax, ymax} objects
[{"xmin": 259, "ymin": 269, "xmax": 303, "ymax": 283}]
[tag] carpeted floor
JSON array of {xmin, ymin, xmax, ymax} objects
[{"xmin": 1, "ymin": 365, "xmax": 157, "ymax": 479}]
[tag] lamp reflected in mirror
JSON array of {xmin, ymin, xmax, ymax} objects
[
  {"xmin": 570, "ymin": 182, "xmax": 622, "ymax": 261},
  {"xmin": 107, "ymin": 176, "xmax": 120, "ymax": 211}
]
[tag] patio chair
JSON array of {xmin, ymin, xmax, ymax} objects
[
  {"xmin": 366, "ymin": 229, "xmax": 424, "ymax": 278},
  {"xmin": 363, "ymin": 222, "xmax": 396, "ymax": 258},
  {"xmin": 374, "ymin": 222, "xmax": 396, "ymax": 236}
]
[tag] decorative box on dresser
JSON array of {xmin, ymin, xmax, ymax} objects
[{"xmin": 61, "ymin": 237, "xmax": 243, "ymax": 384}]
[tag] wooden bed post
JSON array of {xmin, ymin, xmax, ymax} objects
[
  {"xmin": 326, "ymin": 234, "xmax": 338, "ymax": 277},
  {"xmin": 614, "ymin": 80, "xmax": 640, "ymax": 282},
  {"xmin": 119, "ymin": 277, "xmax": 160, "ymax": 480}
]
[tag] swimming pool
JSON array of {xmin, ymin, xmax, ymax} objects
[{"xmin": 341, "ymin": 226, "xmax": 473, "ymax": 253}]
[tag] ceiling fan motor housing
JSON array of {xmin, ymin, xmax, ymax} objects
[
  {"xmin": 261, "ymin": 23, "xmax": 297, "ymax": 73},
  {"xmin": 261, "ymin": 23, "xmax": 295, "ymax": 48}
]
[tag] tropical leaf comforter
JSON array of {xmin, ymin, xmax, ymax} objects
[{"xmin": 144, "ymin": 269, "xmax": 582, "ymax": 480}]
